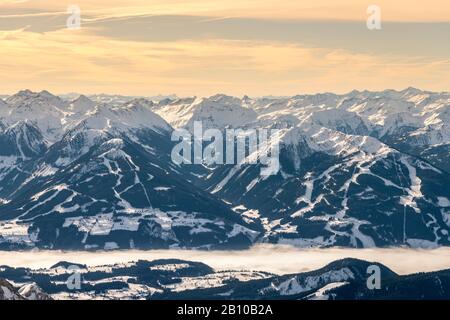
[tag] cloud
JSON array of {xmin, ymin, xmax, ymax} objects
[
  {"xmin": 1, "ymin": 0, "xmax": 449, "ymax": 22},
  {"xmin": 2, "ymin": 12, "xmax": 449, "ymax": 59},
  {"xmin": 0, "ymin": 1, "xmax": 448, "ymax": 95},
  {"xmin": 0, "ymin": 27, "xmax": 448, "ymax": 96}
]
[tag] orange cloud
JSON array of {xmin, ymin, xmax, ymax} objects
[
  {"xmin": 1, "ymin": 0, "xmax": 449, "ymax": 22},
  {"xmin": 0, "ymin": 27, "xmax": 448, "ymax": 96},
  {"xmin": 0, "ymin": 1, "xmax": 448, "ymax": 96}
]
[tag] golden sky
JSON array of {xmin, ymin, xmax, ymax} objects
[{"xmin": 0, "ymin": 0, "xmax": 449, "ymax": 96}]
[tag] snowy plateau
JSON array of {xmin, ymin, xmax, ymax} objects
[{"xmin": 0, "ymin": 88, "xmax": 449, "ymax": 250}]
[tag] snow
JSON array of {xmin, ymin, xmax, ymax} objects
[
  {"xmin": 266, "ymin": 268, "xmax": 354, "ymax": 296},
  {"xmin": 18, "ymin": 283, "xmax": 47, "ymax": 300},
  {"xmin": 67, "ymin": 99, "xmax": 172, "ymax": 137},
  {"xmin": 0, "ymin": 285, "xmax": 16, "ymax": 300},
  {"xmin": 104, "ymin": 242, "xmax": 119, "ymax": 250},
  {"xmin": 232, "ymin": 205, "xmax": 261, "ymax": 224},
  {"xmin": 306, "ymin": 281, "xmax": 349, "ymax": 300},
  {"xmin": 399, "ymin": 157, "xmax": 423, "ymax": 213},
  {"xmin": 437, "ymin": 197, "xmax": 450, "ymax": 207},
  {"xmin": 246, "ymin": 177, "xmax": 260, "ymax": 192},
  {"xmin": 69, "ymin": 95, "xmax": 96, "ymax": 114},
  {"xmin": 442, "ymin": 210, "xmax": 450, "ymax": 228},
  {"xmin": 0, "ymin": 220, "xmax": 35, "ymax": 246},
  {"xmin": 5, "ymin": 90, "xmax": 68, "ymax": 142},
  {"xmin": 311, "ymin": 109, "xmax": 369, "ymax": 133},
  {"xmin": 152, "ymin": 97, "xmax": 198, "ymax": 128},
  {"xmin": 61, "ymin": 208, "xmax": 257, "ymax": 245},
  {"xmin": 406, "ymin": 239, "xmax": 439, "ymax": 249},
  {"xmin": 149, "ymin": 263, "xmax": 190, "ymax": 271},
  {"xmin": 165, "ymin": 271, "xmax": 270, "ymax": 292},
  {"xmin": 185, "ymin": 94, "xmax": 258, "ymax": 132},
  {"xmin": 154, "ymin": 187, "xmax": 171, "ymax": 191},
  {"xmin": 64, "ymin": 214, "xmax": 113, "ymax": 235},
  {"xmin": 277, "ymin": 237, "xmax": 327, "ymax": 248},
  {"xmin": 0, "ymin": 156, "xmax": 18, "ymax": 169},
  {"xmin": 211, "ymin": 166, "xmax": 240, "ymax": 194},
  {"xmin": 0, "ymin": 89, "xmax": 449, "ymax": 252},
  {"xmin": 217, "ymin": 290, "xmax": 234, "ymax": 297},
  {"xmin": 20, "ymin": 184, "xmax": 70, "ymax": 219},
  {"xmin": 229, "ymin": 224, "xmax": 260, "ymax": 241}
]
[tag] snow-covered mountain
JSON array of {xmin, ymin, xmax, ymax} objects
[
  {"xmin": 160, "ymin": 88, "xmax": 450, "ymax": 248},
  {"xmin": 0, "ymin": 88, "xmax": 449, "ymax": 250},
  {"xmin": 0, "ymin": 278, "xmax": 51, "ymax": 300},
  {"xmin": 0, "ymin": 279, "xmax": 23, "ymax": 300},
  {"xmin": 4, "ymin": 90, "xmax": 69, "ymax": 142},
  {"xmin": 0, "ymin": 91, "xmax": 259, "ymax": 250}
]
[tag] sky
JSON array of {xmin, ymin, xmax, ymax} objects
[{"xmin": 0, "ymin": 0, "xmax": 449, "ymax": 96}]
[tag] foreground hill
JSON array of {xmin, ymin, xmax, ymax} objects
[{"xmin": 0, "ymin": 258, "xmax": 449, "ymax": 300}]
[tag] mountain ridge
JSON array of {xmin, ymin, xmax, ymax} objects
[
  {"xmin": 0, "ymin": 88, "xmax": 449, "ymax": 250},
  {"xmin": 1, "ymin": 257, "xmax": 450, "ymax": 300}
]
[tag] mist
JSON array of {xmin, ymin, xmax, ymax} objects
[{"xmin": 2, "ymin": 245, "xmax": 450, "ymax": 275}]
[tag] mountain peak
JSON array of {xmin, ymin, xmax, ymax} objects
[
  {"xmin": 7, "ymin": 89, "xmax": 66, "ymax": 109},
  {"xmin": 73, "ymin": 94, "xmax": 91, "ymax": 103},
  {"xmin": 18, "ymin": 283, "xmax": 52, "ymax": 300},
  {"xmin": 7, "ymin": 89, "xmax": 35, "ymax": 102},
  {"xmin": 70, "ymin": 95, "xmax": 96, "ymax": 112},
  {"xmin": 16, "ymin": 89, "xmax": 34, "ymax": 96},
  {"xmin": 186, "ymin": 94, "xmax": 257, "ymax": 131},
  {"xmin": 0, "ymin": 279, "xmax": 23, "ymax": 300},
  {"xmin": 78, "ymin": 99, "xmax": 172, "ymax": 134},
  {"xmin": 207, "ymin": 93, "xmax": 241, "ymax": 104},
  {"xmin": 124, "ymin": 98, "xmax": 154, "ymax": 109},
  {"xmin": 50, "ymin": 261, "xmax": 87, "ymax": 269},
  {"xmin": 39, "ymin": 90, "xmax": 55, "ymax": 98},
  {"xmin": 10, "ymin": 89, "xmax": 57, "ymax": 100},
  {"xmin": 402, "ymin": 86, "xmax": 422, "ymax": 93},
  {"xmin": 0, "ymin": 97, "xmax": 8, "ymax": 109}
]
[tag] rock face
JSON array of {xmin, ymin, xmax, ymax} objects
[
  {"xmin": 0, "ymin": 88, "xmax": 449, "ymax": 249},
  {"xmin": 18, "ymin": 284, "xmax": 53, "ymax": 300},
  {"xmin": 0, "ymin": 279, "xmax": 23, "ymax": 300},
  {"xmin": 0, "ymin": 279, "xmax": 51, "ymax": 300}
]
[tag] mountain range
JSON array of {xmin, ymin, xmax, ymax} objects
[
  {"xmin": 1, "ymin": 258, "xmax": 449, "ymax": 300},
  {"xmin": 0, "ymin": 88, "xmax": 449, "ymax": 250}
]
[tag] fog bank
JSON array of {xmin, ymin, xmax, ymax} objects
[{"xmin": 2, "ymin": 245, "xmax": 450, "ymax": 275}]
